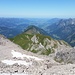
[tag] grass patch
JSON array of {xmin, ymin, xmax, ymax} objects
[
  {"xmin": 41, "ymin": 49, "xmax": 52, "ymax": 55},
  {"xmin": 53, "ymin": 44, "xmax": 58, "ymax": 48},
  {"xmin": 31, "ymin": 49, "xmax": 38, "ymax": 53}
]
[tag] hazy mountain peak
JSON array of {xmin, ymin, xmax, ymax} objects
[
  {"xmin": 46, "ymin": 18, "xmax": 75, "ymax": 47},
  {"xmin": 24, "ymin": 25, "xmax": 49, "ymax": 35}
]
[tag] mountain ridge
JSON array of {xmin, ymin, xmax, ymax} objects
[
  {"xmin": 46, "ymin": 18, "xmax": 75, "ymax": 47},
  {"xmin": 10, "ymin": 25, "xmax": 71, "ymax": 55},
  {"xmin": 24, "ymin": 25, "xmax": 49, "ymax": 36}
]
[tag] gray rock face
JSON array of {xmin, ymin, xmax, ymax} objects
[
  {"xmin": 46, "ymin": 18, "xmax": 75, "ymax": 47},
  {"xmin": 31, "ymin": 35, "xmax": 38, "ymax": 43},
  {"xmin": 1, "ymin": 34, "xmax": 75, "ymax": 75},
  {"xmin": 27, "ymin": 35, "xmax": 71, "ymax": 55},
  {"xmin": 55, "ymin": 48, "xmax": 75, "ymax": 64}
]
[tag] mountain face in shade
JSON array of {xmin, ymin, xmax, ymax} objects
[
  {"xmin": 46, "ymin": 18, "xmax": 75, "ymax": 47},
  {"xmin": 24, "ymin": 25, "xmax": 49, "ymax": 35}
]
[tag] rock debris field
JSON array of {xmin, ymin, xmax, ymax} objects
[{"xmin": 0, "ymin": 35, "xmax": 75, "ymax": 75}]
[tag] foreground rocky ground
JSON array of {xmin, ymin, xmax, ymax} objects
[{"xmin": 0, "ymin": 35, "xmax": 75, "ymax": 75}]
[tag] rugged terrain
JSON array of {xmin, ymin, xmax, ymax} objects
[
  {"xmin": 0, "ymin": 18, "xmax": 60, "ymax": 38},
  {"xmin": 10, "ymin": 26, "xmax": 70, "ymax": 55},
  {"xmin": 0, "ymin": 34, "xmax": 60, "ymax": 75},
  {"xmin": 46, "ymin": 18, "xmax": 75, "ymax": 47},
  {"xmin": 0, "ymin": 19, "xmax": 75, "ymax": 75},
  {"xmin": 0, "ymin": 18, "xmax": 75, "ymax": 47},
  {"xmin": 1, "ymin": 33, "xmax": 75, "ymax": 75}
]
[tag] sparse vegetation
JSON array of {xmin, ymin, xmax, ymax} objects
[
  {"xmin": 62, "ymin": 40, "xmax": 70, "ymax": 46},
  {"xmin": 31, "ymin": 49, "xmax": 38, "ymax": 53},
  {"xmin": 54, "ymin": 57, "xmax": 63, "ymax": 63},
  {"xmin": 40, "ymin": 48, "xmax": 55, "ymax": 55},
  {"xmin": 9, "ymin": 27, "xmax": 69, "ymax": 55},
  {"xmin": 58, "ymin": 40, "xmax": 62, "ymax": 45},
  {"xmin": 53, "ymin": 44, "xmax": 58, "ymax": 48}
]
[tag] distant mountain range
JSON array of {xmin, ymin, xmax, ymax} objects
[
  {"xmin": 0, "ymin": 18, "xmax": 75, "ymax": 47},
  {"xmin": 0, "ymin": 18, "xmax": 30, "ymax": 37},
  {"xmin": 45, "ymin": 18, "xmax": 75, "ymax": 47},
  {"xmin": 0, "ymin": 29, "xmax": 75, "ymax": 74},
  {"xmin": 0, "ymin": 18, "xmax": 59, "ymax": 38},
  {"xmin": 1, "ymin": 18, "xmax": 75, "ymax": 74}
]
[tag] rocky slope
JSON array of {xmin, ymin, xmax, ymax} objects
[
  {"xmin": 0, "ymin": 34, "xmax": 54, "ymax": 74},
  {"xmin": 55, "ymin": 47, "xmax": 75, "ymax": 64},
  {"xmin": 10, "ymin": 26, "xmax": 71, "ymax": 55},
  {"xmin": 1, "ymin": 34, "xmax": 75, "ymax": 75}
]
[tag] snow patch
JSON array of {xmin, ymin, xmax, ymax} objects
[
  {"xmin": 72, "ymin": 21, "xmax": 74, "ymax": 24},
  {"xmin": 2, "ymin": 60, "xmax": 32, "ymax": 66},
  {"xmin": 11, "ymin": 50, "xmax": 24, "ymax": 59},
  {"xmin": 11, "ymin": 50, "xmax": 43, "ymax": 61}
]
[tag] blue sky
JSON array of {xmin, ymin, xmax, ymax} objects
[{"xmin": 0, "ymin": 0, "xmax": 75, "ymax": 18}]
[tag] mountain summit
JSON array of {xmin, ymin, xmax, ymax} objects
[
  {"xmin": 10, "ymin": 26, "xmax": 70, "ymax": 55},
  {"xmin": 46, "ymin": 18, "xmax": 75, "ymax": 47},
  {"xmin": 24, "ymin": 25, "xmax": 49, "ymax": 35}
]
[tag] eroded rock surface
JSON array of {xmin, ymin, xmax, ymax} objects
[{"xmin": 0, "ymin": 35, "xmax": 75, "ymax": 75}]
